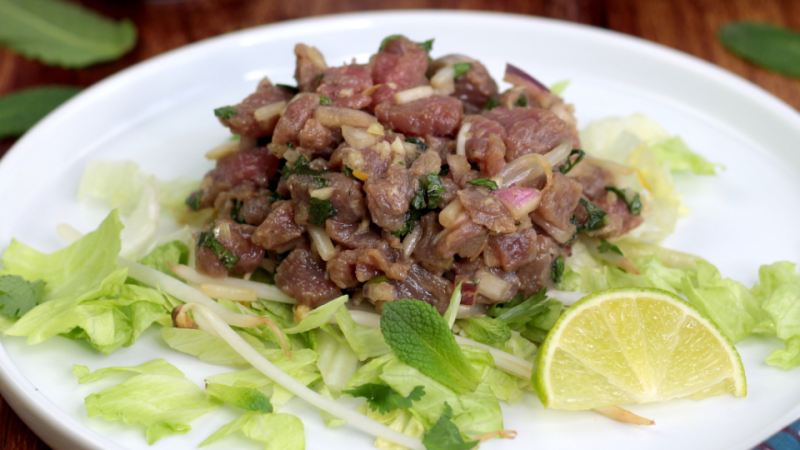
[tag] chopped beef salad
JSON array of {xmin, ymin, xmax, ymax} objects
[
  {"xmin": 3, "ymin": 35, "xmax": 800, "ymax": 450},
  {"xmin": 187, "ymin": 35, "xmax": 642, "ymax": 315}
]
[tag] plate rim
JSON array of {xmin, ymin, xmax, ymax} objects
[{"xmin": 1, "ymin": 9, "xmax": 799, "ymax": 450}]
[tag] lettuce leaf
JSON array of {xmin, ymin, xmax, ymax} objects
[
  {"xmin": 752, "ymin": 262, "xmax": 800, "ymax": 369},
  {"xmin": 315, "ymin": 327, "xmax": 358, "ymax": 394},
  {"xmin": 284, "ymin": 294, "xmax": 348, "ymax": 334},
  {"xmin": 85, "ymin": 373, "xmax": 221, "ymax": 444},
  {"xmin": 199, "ymin": 411, "xmax": 304, "ymax": 449},
  {"xmin": 73, "ymin": 359, "xmax": 184, "ymax": 383},
  {"xmin": 139, "ymin": 240, "xmax": 189, "ymax": 278},
  {"xmin": 335, "ymin": 307, "xmax": 392, "ymax": 360},
  {"xmin": 649, "ymin": 136, "xmax": 719, "ymax": 175}
]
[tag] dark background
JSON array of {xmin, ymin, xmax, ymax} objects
[{"xmin": 1, "ymin": 0, "xmax": 799, "ymax": 448}]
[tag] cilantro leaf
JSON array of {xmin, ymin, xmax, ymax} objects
[
  {"xmin": 205, "ymin": 382, "xmax": 273, "ymax": 413},
  {"xmin": 381, "ymin": 299, "xmax": 480, "ymax": 395},
  {"xmin": 551, "ymin": 255, "xmax": 565, "ymax": 284},
  {"xmin": 309, "ymin": 198, "xmax": 337, "ymax": 226},
  {"xmin": 558, "ymin": 149, "xmax": 586, "ymax": 174},
  {"xmin": 422, "ymin": 403, "xmax": 478, "ymax": 450},
  {"xmin": 0, "ymin": 275, "xmax": 46, "ymax": 319},
  {"xmin": 452, "ymin": 62, "xmax": 472, "ymax": 79},
  {"xmin": 197, "ymin": 223, "xmax": 240, "ymax": 271},
  {"xmin": 483, "ymin": 97, "xmax": 500, "ymax": 110},
  {"xmin": 214, "ymin": 106, "xmax": 237, "ymax": 119},
  {"xmin": 405, "ymin": 137, "xmax": 429, "ymax": 151},
  {"xmin": 466, "ymin": 178, "xmax": 498, "ymax": 191},
  {"xmin": 597, "ymin": 239, "xmax": 624, "ymax": 256},
  {"xmin": 343, "ymin": 383, "xmax": 425, "ymax": 415},
  {"xmin": 604, "ymin": 186, "xmax": 642, "ymax": 216}
]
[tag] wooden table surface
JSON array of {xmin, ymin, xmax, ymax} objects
[{"xmin": 1, "ymin": 0, "xmax": 799, "ymax": 448}]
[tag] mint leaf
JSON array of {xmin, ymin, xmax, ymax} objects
[
  {"xmin": 720, "ymin": 22, "xmax": 800, "ymax": 78},
  {"xmin": 422, "ymin": 403, "xmax": 478, "ymax": 450},
  {"xmin": 0, "ymin": 275, "xmax": 45, "ymax": 318},
  {"xmin": 197, "ymin": 223, "xmax": 239, "ymax": 271},
  {"xmin": 466, "ymin": 178, "xmax": 498, "ymax": 191},
  {"xmin": 0, "ymin": 86, "xmax": 80, "ymax": 139},
  {"xmin": 452, "ymin": 62, "xmax": 472, "ymax": 79},
  {"xmin": 343, "ymin": 383, "xmax": 424, "ymax": 414},
  {"xmin": 205, "ymin": 382, "xmax": 273, "ymax": 413},
  {"xmin": 604, "ymin": 186, "xmax": 642, "ymax": 216},
  {"xmin": 309, "ymin": 198, "xmax": 337, "ymax": 226},
  {"xmin": 0, "ymin": 0, "xmax": 137, "ymax": 68},
  {"xmin": 455, "ymin": 316, "xmax": 511, "ymax": 345},
  {"xmin": 597, "ymin": 239, "xmax": 624, "ymax": 256},
  {"xmin": 558, "ymin": 149, "xmax": 586, "ymax": 174},
  {"xmin": 380, "ymin": 299, "xmax": 480, "ymax": 395}
]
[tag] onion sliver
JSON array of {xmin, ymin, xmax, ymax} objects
[
  {"xmin": 493, "ymin": 187, "xmax": 541, "ymax": 221},
  {"xmin": 200, "ymin": 284, "xmax": 258, "ymax": 302},
  {"xmin": 394, "ymin": 86, "xmax": 434, "ymax": 104},
  {"xmin": 475, "ymin": 270, "xmax": 514, "ymax": 302},
  {"xmin": 179, "ymin": 303, "xmax": 425, "ymax": 450},
  {"xmin": 315, "ymin": 106, "xmax": 377, "ymax": 128},
  {"xmin": 169, "ymin": 263, "xmax": 296, "ymax": 304},
  {"xmin": 253, "ymin": 101, "xmax": 286, "ymax": 125},
  {"xmin": 308, "ymin": 225, "xmax": 336, "ymax": 262},
  {"xmin": 499, "ymin": 139, "xmax": 571, "ymax": 187},
  {"xmin": 342, "ymin": 125, "xmax": 380, "ymax": 150},
  {"xmin": 205, "ymin": 140, "xmax": 240, "ymax": 160},
  {"xmin": 439, "ymin": 199, "xmax": 466, "ymax": 228},
  {"xmin": 430, "ymin": 66, "xmax": 456, "ymax": 95},
  {"xmin": 456, "ymin": 122, "xmax": 472, "ymax": 156}
]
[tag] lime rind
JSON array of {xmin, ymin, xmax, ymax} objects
[{"xmin": 533, "ymin": 287, "xmax": 746, "ymax": 409}]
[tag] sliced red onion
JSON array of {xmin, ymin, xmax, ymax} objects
[
  {"xmin": 460, "ymin": 281, "xmax": 478, "ymax": 306},
  {"xmin": 503, "ymin": 63, "xmax": 550, "ymax": 94},
  {"xmin": 493, "ymin": 187, "xmax": 541, "ymax": 221}
]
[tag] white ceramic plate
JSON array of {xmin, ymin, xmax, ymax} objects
[{"xmin": 1, "ymin": 10, "xmax": 799, "ymax": 450}]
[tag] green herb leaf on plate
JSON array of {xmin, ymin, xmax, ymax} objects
[
  {"xmin": 597, "ymin": 239, "xmax": 624, "ymax": 256},
  {"xmin": 0, "ymin": 275, "xmax": 45, "ymax": 318},
  {"xmin": 344, "ymin": 383, "xmax": 425, "ymax": 414},
  {"xmin": 380, "ymin": 299, "xmax": 480, "ymax": 395},
  {"xmin": 0, "ymin": 0, "xmax": 137, "ymax": 68},
  {"xmin": 719, "ymin": 22, "xmax": 800, "ymax": 78},
  {"xmin": 0, "ymin": 86, "xmax": 80, "ymax": 139},
  {"xmin": 453, "ymin": 62, "xmax": 472, "ymax": 79},
  {"xmin": 422, "ymin": 403, "xmax": 478, "ymax": 450}
]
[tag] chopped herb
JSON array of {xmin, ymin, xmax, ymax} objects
[
  {"xmin": 516, "ymin": 94, "xmax": 528, "ymax": 107},
  {"xmin": 343, "ymin": 384, "xmax": 425, "ymax": 415},
  {"xmin": 286, "ymin": 142, "xmax": 295, "ymax": 149},
  {"xmin": 249, "ymin": 267, "xmax": 275, "ymax": 286},
  {"xmin": 319, "ymin": 95, "xmax": 332, "ymax": 105},
  {"xmin": 604, "ymin": 186, "xmax": 642, "ymax": 216},
  {"xmin": 341, "ymin": 166, "xmax": 356, "ymax": 179},
  {"xmin": 483, "ymin": 97, "xmax": 500, "ymax": 110},
  {"xmin": 379, "ymin": 34, "xmax": 402, "ymax": 51},
  {"xmin": 276, "ymin": 84, "xmax": 298, "ymax": 91},
  {"xmin": 466, "ymin": 178, "xmax": 498, "ymax": 191},
  {"xmin": 439, "ymin": 165, "xmax": 450, "ymax": 177},
  {"xmin": 185, "ymin": 190, "xmax": 202, "ymax": 211},
  {"xmin": 487, "ymin": 288, "xmax": 548, "ymax": 325},
  {"xmin": 313, "ymin": 177, "xmax": 330, "ymax": 188},
  {"xmin": 551, "ymin": 255, "xmax": 564, "ymax": 284},
  {"xmin": 411, "ymin": 188, "xmax": 427, "ymax": 211},
  {"xmin": 197, "ymin": 223, "xmax": 240, "ymax": 271},
  {"xmin": 309, "ymin": 198, "xmax": 337, "ymax": 226},
  {"xmin": 452, "ymin": 62, "xmax": 472, "ymax": 78},
  {"xmin": 365, "ymin": 275, "xmax": 390, "ymax": 285},
  {"xmin": 230, "ymin": 199, "xmax": 246, "ymax": 224},
  {"xmin": 418, "ymin": 38, "xmax": 434, "ymax": 52},
  {"xmin": 392, "ymin": 173, "xmax": 445, "ymax": 237},
  {"xmin": 315, "ymin": 73, "xmax": 325, "ymax": 82},
  {"xmin": 268, "ymin": 191, "xmax": 285, "ymax": 204},
  {"xmin": 597, "ymin": 239, "xmax": 624, "ymax": 256},
  {"xmin": 387, "ymin": 130, "xmax": 395, "ymax": 135},
  {"xmin": 405, "ymin": 137, "xmax": 429, "ymax": 151},
  {"xmin": 579, "ymin": 198, "xmax": 608, "ymax": 231},
  {"xmin": 0, "ymin": 275, "xmax": 46, "ymax": 319},
  {"xmin": 280, "ymin": 155, "xmax": 324, "ymax": 178},
  {"xmin": 392, "ymin": 209, "xmax": 422, "ymax": 238},
  {"xmin": 229, "ymin": 134, "xmax": 240, "ymax": 141},
  {"xmin": 558, "ymin": 149, "xmax": 586, "ymax": 174},
  {"xmin": 213, "ymin": 106, "xmax": 237, "ymax": 119},
  {"xmin": 422, "ymin": 173, "xmax": 446, "ymax": 208},
  {"xmin": 422, "ymin": 403, "xmax": 478, "ymax": 450}
]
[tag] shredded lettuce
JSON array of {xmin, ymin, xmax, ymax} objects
[
  {"xmin": 284, "ymin": 294, "xmax": 348, "ymax": 334},
  {"xmin": 336, "ymin": 307, "xmax": 392, "ymax": 360},
  {"xmin": 199, "ymin": 412, "xmax": 305, "ymax": 449},
  {"xmin": 73, "ymin": 359, "xmax": 184, "ymax": 383},
  {"xmin": 315, "ymin": 327, "xmax": 359, "ymax": 394}
]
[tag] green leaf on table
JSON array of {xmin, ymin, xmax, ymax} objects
[
  {"xmin": 0, "ymin": 86, "xmax": 80, "ymax": 139},
  {"xmin": 719, "ymin": 22, "xmax": 800, "ymax": 77},
  {"xmin": 344, "ymin": 383, "xmax": 425, "ymax": 415},
  {"xmin": 0, "ymin": 275, "xmax": 45, "ymax": 318},
  {"xmin": 422, "ymin": 403, "xmax": 478, "ymax": 450},
  {"xmin": 0, "ymin": 0, "xmax": 137, "ymax": 68},
  {"xmin": 380, "ymin": 299, "xmax": 480, "ymax": 395}
]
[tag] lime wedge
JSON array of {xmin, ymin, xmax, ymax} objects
[{"xmin": 533, "ymin": 287, "xmax": 746, "ymax": 410}]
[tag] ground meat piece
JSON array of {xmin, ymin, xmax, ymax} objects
[
  {"xmin": 298, "ymin": 118, "xmax": 334, "ymax": 152},
  {"xmin": 356, "ymin": 241, "xmax": 412, "ymax": 281},
  {"xmin": 390, "ymin": 264, "xmax": 453, "ymax": 315},
  {"xmin": 327, "ymin": 250, "xmax": 359, "ymax": 289},
  {"xmin": 429, "ymin": 55, "xmax": 498, "ymax": 114},
  {"xmin": 286, "ymin": 174, "xmax": 315, "ymax": 226},
  {"xmin": 325, "ymin": 220, "xmax": 383, "ymax": 249},
  {"xmin": 364, "ymin": 166, "xmax": 417, "ymax": 232},
  {"xmin": 570, "ymin": 164, "xmax": 616, "ymax": 201},
  {"xmin": 412, "ymin": 212, "xmax": 449, "ymax": 276},
  {"xmin": 375, "ymin": 96, "xmax": 463, "ymax": 137},
  {"xmin": 516, "ymin": 235, "xmax": 563, "ymax": 295},
  {"xmin": 487, "ymin": 228, "xmax": 539, "ymax": 272},
  {"xmin": 330, "ymin": 143, "xmax": 391, "ymax": 180},
  {"xmin": 276, "ymin": 248, "xmax": 341, "ymax": 307},
  {"xmin": 295, "ymin": 44, "xmax": 327, "ymax": 92},
  {"xmin": 239, "ymin": 194, "xmax": 272, "ymax": 225},
  {"xmin": 370, "ymin": 36, "xmax": 430, "ymax": 106},
  {"xmin": 252, "ymin": 200, "xmax": 305, "ymax": 251},
  {"xmin": 218, "ymin": 81, "xmax": 295, "ymax": 138},
  {"xmin": 586, "ymin": 194, "xmax": 644, "ymax": 240},
  {"xmin": 212, "ymin": 148, "xmax": 280, "ymax": 187},
  {"xmin": 317, "ymin": 64, "xmax": 373, "ymax": 109},
  {"xmin": 425, "ymin": 135, "xmax": 454, "ymax": 161},
  {"xmin": 273, "ymin": 94, "xmax": 319, "ymax": 145},
  {"xmin": 435, "ymin": 219, "xmax": 488, "ymax": 260},
  {"xmin": 439, "ymin": 177, "xmax": 459, "ymax": 205},
  {"xmin": 195, "ymin": 219, "xmax": 264, "ymax": 277},
  {"xmin": 323, "ymin": 173, "xmax": 367, "ymax": 223},
  {"xmin": 457, "ymin": 188, "xmax": 516, "ymax": 234},
  {"xmin": 214, "ymin": 183, "xmax": 274, "ymax": 226},
  {"xmin": 446, "ymin": 154, "xmax": 471, "ymax": 186},
  {"xmin": 464, "ymin": 115, "xmax": 507, "ymax": 176},
  {"xmin": 409, "ymin": 150, "xmax": 442, "ymax": 176},
  {"xmin": 483, "ymin": 107, "xmax": 572, "ymax": 160},
  {"xmin": 534, "ymin": 172, "xmax": 583, "ymax": 232}
]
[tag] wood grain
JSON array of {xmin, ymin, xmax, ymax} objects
[{"xmin": 1, "ymin": 0, "xmax": 799, "ymax": 448}]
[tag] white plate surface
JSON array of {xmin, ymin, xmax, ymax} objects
[{"xmin": 1, "ymin": 10, "xmax": 799, "ymax": 450}]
